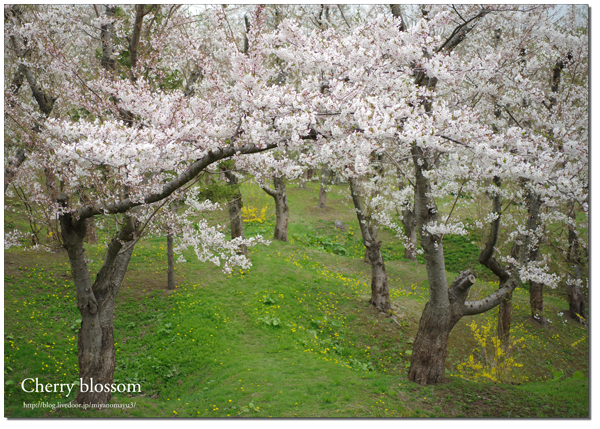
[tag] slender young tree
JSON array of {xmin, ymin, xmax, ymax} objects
[
  {"xmin": 348, "ymin": 176, "xmax": 391, "ymax": 312},
  {"xmin": 261, "ymin": 176, "xmax": 289, "ymax": 242}
]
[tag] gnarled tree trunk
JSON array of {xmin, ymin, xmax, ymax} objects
[
  {"xmin": 405, "ymin": 9, "xmax": 497, "ymax": 384},
  {"xmin": 363, "ymin": 223, "xmax": 377, "ymax": 264},
  {"xmin": 59, "ymin": 194, "xmax": 137, "ymax": 405},
  {"xmin": 408, "ymin": 268, "xmax": 519, "ymax": 385},
  {"xmin": 409, "ymin": 271, "xmax": 476, "ymax": 385},
  {"xmin": 349, "ymin": 177, "xmax": 391, "ymax": 312},
  {"xmin": 261, "ymin": 176, "xmax": 288, "ymax": 242},
  {"xmin": 408, "ymin": 153, "xmax": 522, "ymax": 385},
  {"xmin": 408, "ymin": 145, "xmax": 454, "ymax": 383}
]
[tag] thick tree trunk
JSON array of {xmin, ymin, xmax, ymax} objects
[
  {"xmin": 408, "ymin": 302, "xmax": 454, "ymax": 385},
  {"xmin": 167, "ymin": 233, "xmax": 175, "ymax": 290},
  {"xmin": 406, "ymin": 13, "xmax": 508, "ymax": 385},
  {"xmin": 223, "ymin": 169, "xmax": 247, "ymax": 256},
  {"xmin": 228, "ymin": 196, "xmax": 246, "ymax": 242},
  {"xmin": 78, "ymin": 247, "xmax": 133, "ymax": 405},
  {"xmin": 408, "ymin": 271, "xmax": 476, "ymax": 385},
  {"xmin": 409, "ymin": 148, "xmax": 518, "ymax": 385},
  {"xmin": 78, "ymin": 230, "xmax": 134, "ymax": 405},
  {"xmin": 348, "ymin": 178, "xmax": 391, "ymax": 312},
  {"xmin": 408, "ymin": 145, "xmax": 453, "ymax": 384},
  {"xmin": 60, "ymin": 195, "xmax": 137, "ymax": 405},
  {"xmin": 317, "ymin": 168, "xmax": 328, "ymax": 208}
]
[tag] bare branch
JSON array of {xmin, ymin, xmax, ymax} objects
[
  {"xmin": 463, "ymin": 279, "xmax": 518, "ymax": 316},
  {"xmin": 260, "ymin": 183, "xmax": 277, "ymax": 198}
]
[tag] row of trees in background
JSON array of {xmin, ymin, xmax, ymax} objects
[{"xmin": 4, "ymin": 4, "xmax": 587, "ymax": 401}]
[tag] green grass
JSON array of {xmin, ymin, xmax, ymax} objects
[{"xmin": 3, "ymin": 181, "xmax": 589, "ymax": 417}]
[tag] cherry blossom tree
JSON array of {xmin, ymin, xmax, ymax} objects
[
  {"xmin": 4, "ymin": 4, "xmax": 311, "ymax": 404},
  {"xmin": 264, "ymin": 4, "xmax": 587, "ymax": 384},
  {"xmin": 456, "ymin": 3, "xmax": 589, "ymax": 332},
  {"xmin": 5, "ymin": 4, "xmax": 587, "ymax": 398}
]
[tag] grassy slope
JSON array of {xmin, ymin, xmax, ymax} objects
[{"xmin": 3, "ymin": 181, "xmax": 589, "ymax": 417}]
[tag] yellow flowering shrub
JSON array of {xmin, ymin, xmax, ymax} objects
[
  {"xmin": 240, "ymin": 185, "xmax": 273, "ymax": 223},
  {"xmin": 457, "ymin": 319, "xmax": 524, "ymax": 384},
  {"xmin": 241, "ymin": 205, "xmax": 269, "ymax": 223}
]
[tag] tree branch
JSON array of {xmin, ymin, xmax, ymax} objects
[
  {"xmin": 436, "ymin": 9, "xmax": 489, "ymax": 54},
  {"xmin": 478, "ymin": 176, "xmax": 510, "ymax": 282},
  {"xmin": 260, "ymin": 182, "xmax": 277, "ymax": 198},
  {"xmin": 74, "ymin": 141, "xmax": 280, "ymax": 222},
  {"xmin": 129, "ymin": 4, "xmax": 149, "ymax": 81},
  {"xmin": 463, "ymin": 279, "xmax": 518, "ymax": 316}
]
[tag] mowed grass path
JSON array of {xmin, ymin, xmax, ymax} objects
[{"xmin": 4, "ymin": 183, "xmax": 589, "ymax": 417}]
